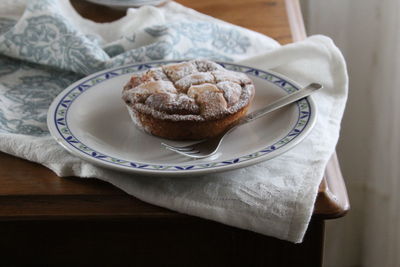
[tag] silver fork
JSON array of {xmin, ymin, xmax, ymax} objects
[{"xmin": 162, "ymin": 83, "xmax": 322, "ymax": 159}]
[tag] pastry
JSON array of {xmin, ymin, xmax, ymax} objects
[{"xmin": 122, "ymin": 59, "xmax": 255, "ymax": 140}]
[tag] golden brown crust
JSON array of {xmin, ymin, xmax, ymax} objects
[{"xmin": 128, "ymin": 104, "xmax": 251, "ymax": 140}]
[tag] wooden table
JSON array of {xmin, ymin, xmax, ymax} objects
[{"xmin": 0, "ymin": 0, "xmax": 349, "ymax": 266}]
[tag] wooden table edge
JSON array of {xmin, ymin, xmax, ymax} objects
[{"xmin": 285, "ymin": 0, "xmax": 350, "ymax": 218}]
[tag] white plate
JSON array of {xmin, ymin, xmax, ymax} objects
[{"xmin": 47, "ymin": 61, "xmax": 317, "ymax": 176}]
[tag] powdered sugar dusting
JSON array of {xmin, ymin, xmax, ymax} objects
[
  {"xmin": 194, "ymin": 59, "xmax": 224, "ymax": 72},
  {"xmin": 175, "ymin": 72, "xmax": 215, "ymax": 92},
  {"xmin": 162, "ymin": 62, "xmax": 198, "ymax": 82},
  {"xmin": 213, "ymin": 70, "xmax": 241, "ymax": 84},
  {"xmin": 133, "ymin": 103, "xmax": 204, "ymax": 122},
  {"xmin": 122, "ymin": 81, "xmax": 176, "ymax": 103},
  {"xmin": 145, "ymin": 67, "xmax": 169, "ymax": 81},
  {"xmin": 122, "ymin": 59, "xmax": 255, "ymax": 121},
  {"xmin": 217, "ymin": 81, "xmax": 242, "ymax": 106},
  {"xmin": 145, "ymin": 93, "xmax": 200, "ymax": 115}
]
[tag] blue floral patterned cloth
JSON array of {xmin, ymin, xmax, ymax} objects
[
  {"xmin": 0, "ymin": 0, "xmax": 348, "ymax": 243},
  {"xmin": 0, "ymin": 0, "xmax": 277, "ymax": 136}
]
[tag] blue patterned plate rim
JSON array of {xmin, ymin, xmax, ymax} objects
[{"xmin": 47, "ymin": 60, "xmax": 317, "ymax": 176}]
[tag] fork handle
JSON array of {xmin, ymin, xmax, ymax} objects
[{"xmin": 239, "ymin": 83, "xmax": 322, "ymax": 124}]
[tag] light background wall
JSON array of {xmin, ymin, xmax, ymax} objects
[{"xmin": 301, "ymin": 0, "xmax": 400, "ymax": 266}]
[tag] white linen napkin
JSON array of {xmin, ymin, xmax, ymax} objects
[{"xmin": 0, "ymin": 0, "xmax": 348, "ymax": 243}]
